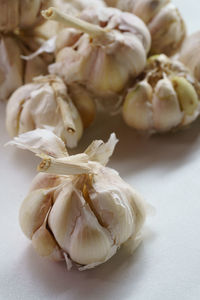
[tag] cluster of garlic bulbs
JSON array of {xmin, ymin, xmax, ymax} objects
[
  {"xmin": 8, "ymin": 129, "xmax": 147, "ymax": 270},
  {"xmin": 122, "ymin": 55, "xmax": 200, "ymax": 132},
  {"xmin": 105, "ymin": 0, "xmax": 186, "ymax": 56},
  {"xmin": 4, "ymin": 0, "xmax": 200, "ymax": 272}
]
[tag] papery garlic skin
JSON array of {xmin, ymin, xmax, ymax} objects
[
  {"xmin": 6, "ymin": 75, "xmax": 83, "ymax": 148},
  {"xmin": 122, "ymin": 55, "xmax": 200, "ymax": 133},
  {"xmin": 10, "ymin": 130, "xmax": 148, "ymax": 270},
  {"xmin": 47, "ymin": 7, "xmax": 151, "ymax": 104},
  {"xmin": 0, "ymin": 0, "xmax": 49, "ymax": 33},
  {"xmin": 105, "ymin": 0, "xmax": 186, "ymax": 56},
  {"xmin": 179, "ymin": 31, "xmax": 200, "ymax": 82}
]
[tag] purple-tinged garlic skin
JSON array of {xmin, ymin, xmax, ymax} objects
[
  {"xmin": 123, "ymin": 55, "xmax": 200, "ymax": 133},
  {"xmin": 9, "ymin": 130, "xmax": 148, "ymax": 270}
]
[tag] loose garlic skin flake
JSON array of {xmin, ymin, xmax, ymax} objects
[
  {"xmin": 179, "ymin": 32, "xmax": 200, "ymax": 82},
  {"xmin": 105, "ymin": 0, "xmax": 186, "ymax": 56},
  {"xmin": 43, "ymin": 7, "xmax": 151, "ymax": 105},
  {"xmin": 122, "ymin": 55, "xmax": 200, "ymax": 133},
  {"xmin": 6, "ymin": 75, "xmax": 83, "ymax": 149},
  {"xmin": 9, "ymin": 130, "xmax": 147, "ymax": 270}
]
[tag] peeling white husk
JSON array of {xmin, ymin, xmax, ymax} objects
[
  {"xmin": 105, "ymin": 0, "xmax": 186, "ymax": 56},
  {"xmin": 6, "ymin": 75, "xmax": 83, "ymax": 149},
  {"xmin": 8, "ymin": 129, "xmax": 149, "ymax": 270},
  {"xmin": 179, "ymin": 31, "xmax": 200, "ymax": 82},
  {"xmin": 44, "ymin": 6, "xmax": 151, "ymax": 109},
  {"xmin": 122, "ymin": 54, "xmax": 200, "ymax": 133}
]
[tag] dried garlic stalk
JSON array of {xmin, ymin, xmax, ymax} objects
[
  {"xmin": 179, "ymin": 31, "xmax": 200, "ymax": 82},
  {"xmin": 105, "ymin": 0, "xmax": 186, "ymax": 56},
  {"xmin": 0, "ymin": 0, "xmax": 49, "ymax": 33},
  {"xmin": 8, "ymin": 129, "xmax": 147, "ymax": 270},
  {"xmin": 122, "ymin": 55, "xmax": 200, "ymax": 133},
  {"xmin": 6, "ymin": 75, "xmax": 83, "ymax": 149},
  {"xmin": 42, "ymin": 7, "xmax": 151, "ymax": 107}
]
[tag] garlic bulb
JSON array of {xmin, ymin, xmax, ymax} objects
[
  {"xmin": 6, "ymin": 75, "xmax": 83, "ymax": 149},
  {"xmin": 0, "ymin": 0, "xmax": 49, "ymax": 33},
  {"xmin": 105, "ymin": 0, "xmax": 186, "ymax": 56},
  {"xmin": 43, "ymin": 7, "xmax": 151, "ymax": 105},
  {"xmin": 8, "ymin": 129, "xmax": 147, "ymax": 270},
  {"xmin": 122, "ymin": 55, "xmax": 200, "ymax": 133},
  {"xmin": 179, "ymin": 31, "xmax": 200, "ymax": 82}
]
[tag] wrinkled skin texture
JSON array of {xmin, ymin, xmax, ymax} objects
[
  {"xmin": 122, "ymin": 55, "xmax": 200, "ymax": 133},
  {"xmin": 105, "ymin": 0, "xmax": 186, "ymax": 56},
  {"xmin": 49, "ymin": 7, "xmax": 151, "ymax": 106}
]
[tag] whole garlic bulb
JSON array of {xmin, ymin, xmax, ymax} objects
[
  {"xmin": 6, "ymin": 75, "xmax": 83, "ymax": 149},
  {"xmin": 0, "ymin": 0, "xmax": 49, "ymax": 33},
  {"xmin": 105, "ymin": 0, "xmax": 186, "ymax": 56},
  {"xmin": 122, "ymin": 55, "xmax": 200, "ymax": 133},
  {"xmin": 179, "ymin": 31, "xmax": 200, "ymax": 82},
  {"xmin": 43, "ymin": 7, "xmax": 151, "ymax": 105},
  {"xmin": 8, "ymin": 129, "xmax": 147, "ymax": 270}
]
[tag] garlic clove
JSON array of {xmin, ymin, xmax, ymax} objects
[
  {"xmin": 179, "ymin": 31, "xmax": 200, "ymax": 82},
  {"xmin": 148, "ymin": 3, "xmax": 185, "ymax": 55},
  {"xmin": 171, "ymin": 76, "xmax": 199, "ymax": 116},
  {"xmin": 32, "ymin": 217, "xmax": 63, "ymax": 261},
  {"xmin": 152, "ymin": 77, "xmax": 183, "ymax": 131},
  {"xmin": 88, "ymin": 167, "xmax": 136, "ymax": 245},
  {"xmin": 122, "ymin": 80, "xmax": 153, "ymax": 131},
  {"xmin": 48, "ymin": 183, "xmax": 114, "ymax": 266},
  {"xmin": 19, "ymin": 189, "xmax": 52, "ymax": 239}
]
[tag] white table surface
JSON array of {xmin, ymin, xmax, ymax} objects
[{"xmin": 1, "ymin": 1, "xmax": 200, "ymax": 299}]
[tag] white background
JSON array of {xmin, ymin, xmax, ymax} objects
[{"xmin": 0, "ymin": 1, "xmax": 200, "ymax": 299}]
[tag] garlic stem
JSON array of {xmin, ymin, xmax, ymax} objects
[
  {"xmin": 42, "ymin": 7, "xmax": 114, "ymax": 43},
  {"xmin": 38, "ymin": 155, "xmax": 91, "ymax": 175}
]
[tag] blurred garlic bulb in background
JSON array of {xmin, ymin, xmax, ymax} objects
[
  {"xmin": 105, "ymin": 0, "xmax": 186, "ymax": 56},
  {"xmin": 43, "ymin": 7, "xmax": 151, "ymax": 108},
  {"xmin": 0, "ymin": 34, "xmax": 50, "ymax": 101},
  {"xmin": 179, "ymin": 31, "xmax": 200, "ymax": 82},
  {"xmin": 122, "ymin": 55, "xmax": 200, "ymax": 133},
  {"xmin": 8, "ymin": 129, "xmax": 147, "ymax": 270},
  {"xmin": 0, "ymin": 0, "xmax": 49, "ymax": 33},
  {"xmin": 6, "ymin": 75, "xmax": 83, "ymax": 148}
]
